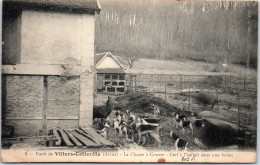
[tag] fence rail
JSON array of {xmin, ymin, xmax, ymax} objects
[
  {"xmin": 95, "ymin": 73, "xmax": 256, "ymax": 133},
  {"xmin": 127, "ymin": 73, "xmax": 257, "ymax": 132}
]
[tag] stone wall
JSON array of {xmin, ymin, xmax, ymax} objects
[
  {"xmin": 2, "ymin": 75, "xmax": 80, "ymax": 136},
  {"xmin": 47, "ymin": 76, "xmax": 80, "ymax": 131}
]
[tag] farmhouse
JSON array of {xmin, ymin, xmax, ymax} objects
[
  {"xmin": 2, "ymin": 0, "xmax": 101, "ymax": 136},
  {"xmin": 95, "ymin": 52, "xmax": 131, "ymax": 94}
]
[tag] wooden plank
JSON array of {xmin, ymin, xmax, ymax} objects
[
  {"xmin": 53, "ymin": 129, "xmax": 61, "ymax": 146},
  {"xmin": 82, "ymin": 128, "xmax": 115, "ymax": 146},
  {"xmin": 68, "ymin": 130, "xmax": 100, "ymax": 147},
  {"xmin": 81, "ymin": 128, "xmax": 115, "ymax": 147},
  {"xmin": 6, "ymin": 117, "xmax": 42, "ymax": 120},
  {"xmin": 47, "ymin": 116, "xmax": 79, "ymax": 120},
  {"xmin": 42, "ymin": 76, "xmax": 48, "ymax": 135},
  {"xmin": 2, "ymin": 136, "xmax": 56, "ymax": 146},
  {"xmin": 58, "ymin": 129, "xmax": 74, "ymax": 147},
  {"xmin": 2, "ymin": 64, "xmax": 63, "ymax": 76},
  {"xmin": 63, "ymin": 129, "xmax": 83, "ymax": 147},
  {"xmin": 75, "ymin": 129, "xmax": 102, "ymax": 146}
]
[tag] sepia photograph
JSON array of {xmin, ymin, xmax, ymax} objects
[{"xmin": 1, "ymin": 0, "xmax": 258, "ymax": 163}]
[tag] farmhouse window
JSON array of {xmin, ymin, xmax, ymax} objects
[
  {"xmin": 112, "ymin": 75, "xmax": 118, "ymax": 80},
  {"xmin": 112, "ymin": 82, "xmax": 118, "ymax": 86},
  {"xmin": 105, "ymin": 75, "xmax": 110, "ymax": 80},
  {"xmin": 119, "ymin": 75, "xmax": 125, "ymax": 80},
  {"xmin": 119, "ymin": 82, "xmax": 124, "ymax": 86}
]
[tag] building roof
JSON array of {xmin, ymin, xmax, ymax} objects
[
  {"xmin": 3, "ymin": 0, "xmax": 101, "ymax": 13},
  {"xmin": 95, "ymin": 52, "xmax": 132, "ymax": 74},
  {"xmin": 96, "ymin": 69, "xmax": 125, "ymax": 74},
  {"xmin": 95, "ymin": 52, "xmax": 129, "ymax": 67},
  {"xmin": 95, "ymin": 52, "xmax": 107, "ymax": 65},
  {"xmin": 113, "ymin": 55, "xmax": 129, "ymax": 67},
  {"xmin": 95, "ymin": 52, "xmax": 125, "ymax": 68}
]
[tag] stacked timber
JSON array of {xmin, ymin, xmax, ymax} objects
[{"xmin": 51, "ymin": 128, "xmax": 115, "ymax": 148}]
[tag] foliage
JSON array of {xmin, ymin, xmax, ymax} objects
[
  {"xmin": 193, "ymin": 92, "xmax": 213, "ymax": 105},
  {"xmin": 60, "ymin": 57, "xmax": 81, "ymax": 82},
  {"xmin": 96, "ymin": 1, "xmax": 257, "ymax": 68},
  {"xmin": 115, "ymin": 93, "xmax": 192, "ymax": 117}
]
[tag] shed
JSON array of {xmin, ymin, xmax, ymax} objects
[
  {"xmin": 95, "ymin": 52, "xmax": 131, "ymax": 94},
  {"xmin": 2, "ymin": 0, "xmax": 101, "ymax": 136}
]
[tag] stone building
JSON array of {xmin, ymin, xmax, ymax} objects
[{"xmin": 2, "ymin": 0, "xmax": 101, "ymax": 136}]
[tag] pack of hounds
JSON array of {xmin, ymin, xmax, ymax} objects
[{"xmin": 96, "ymin": 106, "xmax": 205, "ymax": 151}]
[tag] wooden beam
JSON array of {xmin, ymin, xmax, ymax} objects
[
  {"xmin": 68, "ymin": 130, "xmax": 100, "ymax": 147},
  {"xmin": 58, "ymin": 129, "xmax": 74, "ymax": 147},
  {"xmin": 2, "ymin": 136, "xmax": 56, "ymax": 146},
  {"xmin": 81, "ymin": 128, "xmax": 115, "ymax": 147},
  {"xmin": 5, "ymin": 117, "xmax": 42, "ymax": 120},
  {"xmin": 2, "ymin": 76, "xmax": 7, "ymax": 127},
  {"xmin": 52, "ymin": 129, "xmax": 61, "ymax": 146},
  {"xmin": 47, "ymin": 116, "xmax": 79, "ymax": 120},
  {"xmin": 2, "ymin": 64, "xmax": 63, "ymax": 76},
  {"xmin": 42, "ymin": 76, "xmax": 48, "ymax": 135},
  {"xmin": 63, "ymin": 129, "xmax": 83, "ymax": 147},
  {"xmin": 5, "ymin": 116, "xmax": 79, "ymax": 120},
  {"xmin": 75, "ymin": 129, "xmax": 102, "ymax": 146}
]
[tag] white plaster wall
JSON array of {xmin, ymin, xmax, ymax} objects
[
  {"xmin": 79, "ymin": 14, "xmax": 95, "ymax": 127},
  {"xmin": 21, "ymin": 10, "xmax": 94, "ymax": 65},
  {"xmin": 20, "ymin": 10, "xmax": 95, "ymax": 127}
]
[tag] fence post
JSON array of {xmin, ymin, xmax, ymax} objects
[
  {"xmin": 216, "ymin": 89, "xmax": 218, "ymax": 108},
  {"xmin": 148, "ymin": 75, "xmax": 151, "ymax": 93},
  {"xmin": 216, "ymin": 89, "xmax": 219, "ymax": 114},
  {"xmin": 237, "ymin": 92, "xmax": 240, "ymax": 127},
  {"xmin": 135, "ymin": 75, "xmax": 137, "ymax": 93},
  {"xmin": 165, "ymin": 83, "xmax": 167, "ymax": 101},
  {"xmin": 131, "ymin": 75, "xmax": 134, "ymax": 93},
  {"xmin": 158, "ymin": 75, "xmax": 160, "ymax": 92},
  {"xmin": 244, "ymin": 75, "xmax": 246, "ymax": 90},
  {"xmin": 229, "ymin": 75, "xmax": 232, "ymax": 88},
  {"xmin": 189, "ymin": 84, "xmax": 191, "ymax": 112},
  {"xmin": 159, "ymin": 75, "xmax": 162, "ymax": 92},
  {"xmin": 180, "ymin": 75, "xmax": 182, "ymax": 93}
]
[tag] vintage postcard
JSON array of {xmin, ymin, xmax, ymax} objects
[{"xmin": 1, "ymin": 0, "xmax": 257, "ymax": 163}]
